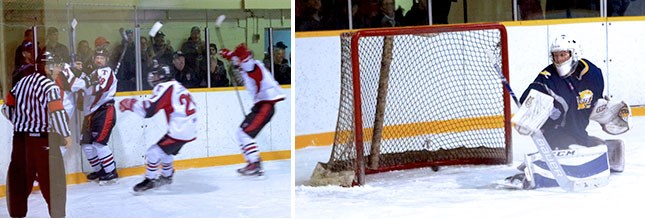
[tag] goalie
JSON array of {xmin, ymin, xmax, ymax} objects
[{"xmin": 507, "ymin": 34, "xmax": 632, "ymax": 189}]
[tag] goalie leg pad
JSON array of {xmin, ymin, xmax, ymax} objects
[
  {"xmin": 523, "ymin": 145, "xmax": 610, "ymax": 189},
  {"xmin": 606, "ymin": 139, "xmax": 625, "ymax": 172}
]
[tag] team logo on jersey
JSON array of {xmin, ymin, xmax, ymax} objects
[
  {"xmin": 539, "ymin": 71, "xmax": 551, "ymax": 79},
  {"xmin": 577, "ymin": 89, "xmax": 593, "ymax": 110}
]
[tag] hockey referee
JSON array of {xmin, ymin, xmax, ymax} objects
[{"xmin": 2, "ymin": 43, "xmax": 71, "ymax": 217}]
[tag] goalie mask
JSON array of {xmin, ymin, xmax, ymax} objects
[
  {"xmin": 147, "ymin": 60, "xmax": 173, "ymax": 87},
  {"xmin": 550, "ymin": 34, "xmax": 581, "ymax": 78}
]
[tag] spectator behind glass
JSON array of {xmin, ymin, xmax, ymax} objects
[
  {"xmin": 172, "ymin": 51, "xmax": 200, "ymax": 88},
  {"xmin": 545, "ymin": 0, "xmax": 599, "ymax": 19},
  {"xmin": 207, "ymin": 56, "xmax": 229, "ymax": 87},
  {"xmin": 608, "ymin": 0, "xmax": 632, "ymax": 16},
  {"xmin": 296, "ymin": 0, "xmax": 325, "ymax": 31},
  {"xmin": 149, "ymin": 31, "xmax": 174, "ymax": 66},
  {"xmin": 263, "ymin": 42, "xmax": 291, "ymax": 85},
  {"xmin": 14, "ymin": 29, "xmax": 33, "ymax": 68},
  {"xmin": 371, "ymin": 0, "xmax": 404, "ymax": 27},
  {"xmin": 115, "ymin": 29, "xmax": 137, "ymax": 92},
  {"xmin": 405, "ymin": 0, "xmax": 456, "ymax": 25},
  {"xmin": 76, "ymin": 40, "xmax": 93, "ymax": 72},
  {"xmin": 140, "ymin": 36, "xmax": 155, "ymax": 90},
  {"xmin": 518, "ymin": 0, "xmax": 545, "ymax": 20},
  {"xmin": 181, "ymin": 26, "xmax": 207, "ymax": 78},
  {"xmin": 325, "ymin": 0, "xmax": 362, "ymax": 29},
  {"xmin": 45, "ymin": 27, "xmax": 70, "ymax": 63}
]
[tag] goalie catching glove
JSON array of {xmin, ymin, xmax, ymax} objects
[
  {"xmin": 511, "ymin": 89, "xmax": 555, "ymax": 135},
  {"xmin": 590, "ymin": 97, "xmax": 632, "ymax": 135}
]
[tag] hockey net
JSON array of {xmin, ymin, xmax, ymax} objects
[{"xmin": 310, "ymin": 23, "xmax": 512, "ymax": 186}]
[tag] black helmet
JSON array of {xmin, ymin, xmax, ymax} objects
[
  {"xmin": 147, "ymin": 60, "xmax": 173, "ymax": 87},
  {"xmin": 94, "ymin": 48, "xmax": 110, "ymax": 58}
]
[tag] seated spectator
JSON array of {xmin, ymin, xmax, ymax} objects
[
  {"xmin": 263, "ymin": 42, "xmax": 291, "ymax": 85},
  {"xmin": 45, "ymin": 27, "xmax": 70, "ymax": 63},
  {"xmin": 149, "ymin": 31, "xmax": 174, "ymax": 66},
  {"xmin": 371, "ymin": 0, "xmax": 405, "ymax": 27},
  {"xmin": 206, "ymin": 56, "xmax": 229, "ymax": 87},
  {"xmin": 172, "ymin": 51, "xmax": 200, "ymax": 88}
]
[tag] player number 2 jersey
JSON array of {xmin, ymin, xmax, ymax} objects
[{"xmin": 132, "ymin": 80, "xmax": 198, "ymax": 141}]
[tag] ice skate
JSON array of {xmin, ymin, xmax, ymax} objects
[
  {"xmin": 133, "ymin": 178, "xmax": 156, "ymax": 192},
  {"xmin": 98, "ymin": 169, "xmax": 119, "ymax": 185},
  {"xmin": 156, "ymin": 174, "xmax": 173, "ymax": 187},
  {"xmin": 237, "ymin": 161, "xmax": 264, "ymax": 176},
  {"xmin": 86, "ymin": 169, "xmax": 105, "ymax": 182}
]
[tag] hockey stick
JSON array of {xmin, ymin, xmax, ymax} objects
[
  {"xmin": 69, "ymin": 18, "xmax": 78, "ymax": 67},
  {"xmin": 114, "ymin": 27, "xmax": 129, "ymax": 74},
  {"xmin": 487, "ymin": 51, "xmax": 575, "ymax": 192},
  {"xmin": 215, "ymin": 15, "xmax": 247, "ymax": 116}
]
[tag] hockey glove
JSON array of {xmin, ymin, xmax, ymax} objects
[
  {"xmin": 220, "ymin": 48, "xmax": 234, "ymax": 60},
  {"xmin": 119, "ymin": 98, "xmax": 138, "ymax": 112}
]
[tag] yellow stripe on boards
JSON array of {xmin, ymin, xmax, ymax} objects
[{"xmin": 296, "ymin": 115, "xmax": 505, "ymax": 149}]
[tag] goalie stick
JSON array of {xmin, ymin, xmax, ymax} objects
[{"xmin": 488, "ymin": 51, "xmax": 584, "ymax": 192}]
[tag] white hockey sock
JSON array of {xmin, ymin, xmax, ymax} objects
[
  {"xmin": 144, "ymin": 145, "xmax": 164, "ymax": 179},
  {"xmin": 94, "ymin": 143, "xmax": 116, "ymax": 173},
  {"xmin": 161, "ymin": 153, "xmax": 174, "ymax": 177},
  {"xmin": 82, "ymin": 143, "xmax": 101, "ymax": 172},
  {"xmin": 237, "ymin": 128, "xmax": 260, "ymax": 163}
]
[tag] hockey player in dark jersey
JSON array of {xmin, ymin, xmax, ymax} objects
[{"xmin": 506, "ymin": 34, "xmax": 631, "ymax": 190}]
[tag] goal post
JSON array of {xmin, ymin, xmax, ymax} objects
[{"xmin": 310, "ymin": 23, "xmax": 513, "ymax": 187}]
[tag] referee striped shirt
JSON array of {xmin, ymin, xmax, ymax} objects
[{"xmin": 3, "ymin": 72, "xmax": 71, "ymax": 137}]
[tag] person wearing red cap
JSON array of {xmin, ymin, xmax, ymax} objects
[{"xmin": 95, "ymin": 36, "xmax": 110, "ymax": 50}]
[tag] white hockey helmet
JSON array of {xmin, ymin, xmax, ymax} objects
[{"xmin": 550, "ymin": 34, "xmax": 581, "ymax": 78}]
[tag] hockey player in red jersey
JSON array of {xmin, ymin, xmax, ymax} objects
[
  {"xmin": 220, "ymin": 43, "xmax": 285, "ymax": 176},
  {"xmin": 119, "ymin": 61, "xmax": 197, "ymax": 192},
  {"xmin": 80, "ymin": 48, "xmax": 119, "ymax": 184}
]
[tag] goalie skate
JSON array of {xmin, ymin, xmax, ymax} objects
[{"xmin": 237, "ymin": 161, "xmax": 264, "ymax": 176}]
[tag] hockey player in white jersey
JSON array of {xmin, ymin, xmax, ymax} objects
[
  {"xmin": 44, "ymin": 52, "xmax": 93, "ymax": 156},
  {"xmin": 119, "ymin": 61, "xmax": 197, "ymax": 192},
  {"xmin": 80, "ymin": 48, "xmax": 119, "ymax": 184},
  {"xmin": 220, "ymin": 43, "xmax": 285, "ymax": 176}
]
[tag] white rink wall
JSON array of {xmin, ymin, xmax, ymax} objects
[
  {"xmin": 0, "ymin": 88, "xmax": 291, "ymax": 184},
  {"xmin": 295, "ymin": 20, "xmax": 645, "ymax": 138}
]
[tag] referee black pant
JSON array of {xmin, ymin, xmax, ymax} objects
[{"xmin": 6, "ymin": 132, "xmax": 66, "ymax": 218}]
